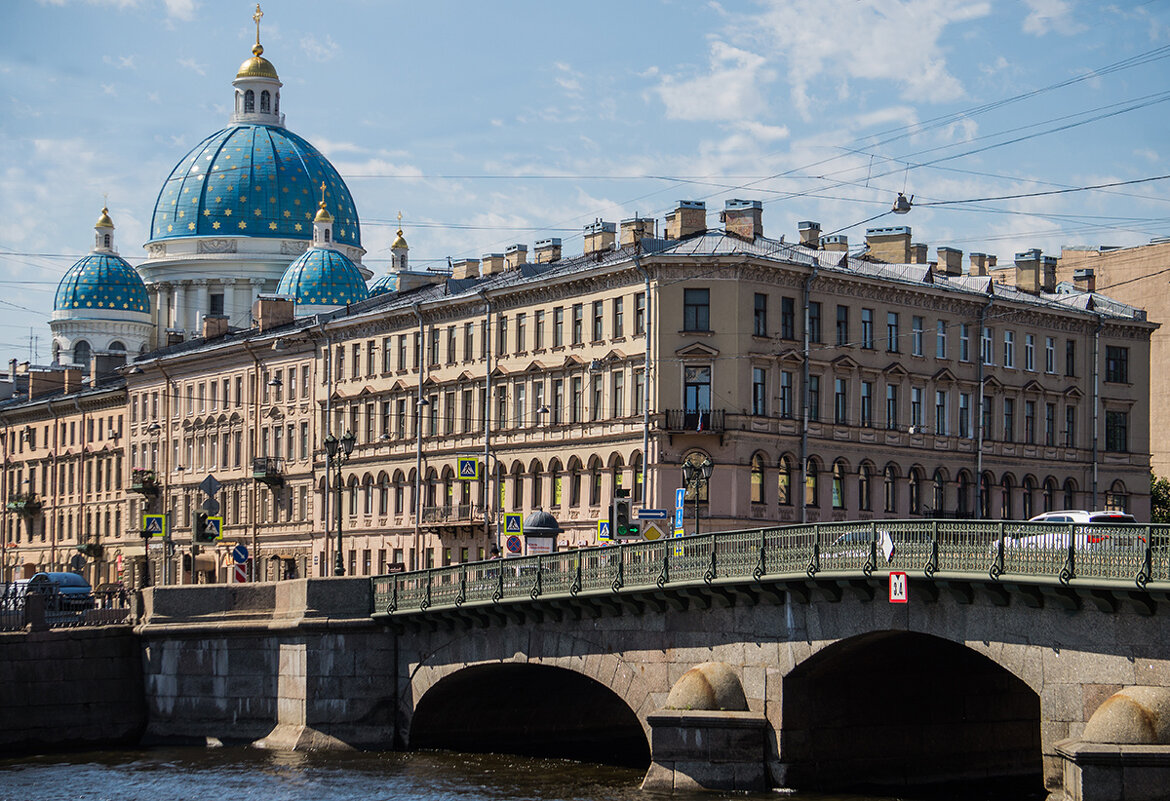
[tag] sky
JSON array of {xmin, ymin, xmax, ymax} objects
[{"xmin": 1, "ymin": 0, "xmax": 1169, "ymax": 362}]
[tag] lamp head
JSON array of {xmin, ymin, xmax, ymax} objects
[
  {"xmin": 341, "ymin": 430, "xmax": 356, "ymax": 456},
  {"xmin": 324, "ymin": 432, "xmax": 339, "ymax": 458}
]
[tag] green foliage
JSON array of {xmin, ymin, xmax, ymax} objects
[{"xmin": 1151, "ymin": 473, "xmax": 1170, "ymax": 523}]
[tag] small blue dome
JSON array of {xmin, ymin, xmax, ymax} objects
[
  {"xmin": 150, "ymin": 124, "xmax": 361, "ymax": 248},
  {"xmin": 277, "ymin": 247, "xmax": 369, "ymax": 307},
  {"xmin": 54, "ymin": 253, "xmax": 150, "ymax": 314},
  {"xmin": 369, "ymin": 272, "xmax": 398, "ymax": 296}
]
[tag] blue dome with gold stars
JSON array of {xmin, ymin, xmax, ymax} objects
[
  {"xmin": 368, "ymin": 272, "xmax": 398, "ymax": 297},
  {"xmin": 54, "ymin": 253, "xmax": 150, "ymax": 314},
  {"xmin": 149, "ymin": 124, "xmax": 361, "ymax": 248},
  {"xmin": 276, "ymin": 247, "xmax": 369, "ymax": 308}
]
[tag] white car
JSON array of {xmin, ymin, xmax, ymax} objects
[
  {"xmin": 1027, "ymin": 510, "xmax": 1137, "ymax": 524},
  {"xmin": 1000, "ymin": 511, "xmax": 1142, "ymax": 552}
]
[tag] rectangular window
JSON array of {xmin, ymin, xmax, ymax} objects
[
  {"xmin": 983, "ymin": 398, "xmax": 994, "ymax": 441},
  {"xmin": 552, "ymin": 379, "xmax": 564, "ymax": 424},
  {"xmin": 1003, "ymin": 330, "xmax": 1015, "ymax": 369},
  {"xmin": 886, "ymin": 384, "xmax": 898, "ymax": 430},
  {"xmin": 911, "ymin": 387, "xmax": 923, "ymax": 428},
  {"xmin": 935, "ymin": 390, "xmax": 948, "ymax": 436},
  {"xmin": 808, "ymin": 375, "xmax": 820, "ymax": 422},
  {"xmin": 781, "ymin": 297, "xmax": 795, "ymax": 340},
  {"xmin": 463, "ymin": 323, "xmax": 474, "ymax": 361},
  {"xmin": 447, "ymin": 325, "xmax": 456, "ymax": 363},
  {"xmin": 496, "ymin": 315, "xmax": 508, "ymax": 357},
  {"xmin": 808, "ymin": 302, "xmax": 822, "ymax": 343},
  {"xmin": 981, "ymin": 327, "xmax": 994, "ymax": 365},
  {"xmin": 515, "ymin": 313, "xmax": 526, "ymax": 353},
  {"xmin": 300, "ymin": 421, "xmax": 309, "ymax": 459},
  {"xmin": 1065, "ymin": 340, "xmax": 1076, "ymax": 377},
  {"xmin": 397, "ymin": 334, "xmax": 407, "ymax": 370},
  {"xmin": 683, "ymin": 288, "xmax": 710, "ymax": 332},
  {"xmin": 430, "ymin": 328, "xmax": 441, "ymax": 365},
  {"xmin": 1045, "ymin": 402, "xmax": 1055, "ymax": 446},
  {"xmin": 612, "ymin": 371, "xmax": 625, "ymax": 418},
  {"xmin": 591, "ymin": 375, "xmax": 603, "ymax": 421},
  {"xmin": 836, "ymin": 305, "xmax": 849, "ymax": 347},
  {"xmin": 860, "ymin": 381, "xmax": 873, "ymax": 427},
  {"xmin": 1003, "ymin": 398, "xmax": 1015, "ymax": 442},
  {"xmin": 936, "ymin": 320, "xmax": 947, "ymax": 359},
  {"xmin": 553, "ymin": 307, "xmax": 564, "ymax": 347},
  {"xmin": 383, "ymin": 337, "xmax": 393, "ymax": 373},
  {"xmin": 479, "ymin": 322, "xmax": 486, "ymax": 359},
  {"xmin": 780, "ymin": 371, "xmax": 793, "ymax": 418},
  {"xmin": 613, "ymin": 297, "xmax": 624, "ymax": 338},
  {"xmin": 1046, "ymin": 337, "xmax": 1056, "ymax": 373},
  {"xmin": 634, "ymin": 292, "xmax": 646, "ymax": 335},
  {"xmin": 1025, "ymin": 400, "xmax": 1036, "ymax": 444},
  {"xmin": 887, "ymin": 312, "xmax": 900, "ymax": 353},
  {"xmin": 1106, "ymin": 346, "xmax": 1129, "ymax": 383},
  {"xmin": 570, "ymin": 377, "xmax": 583, "ymax": 423},
  {"xmin": 367, "ymin": 340, "xmax": 376, "ymax": 376},
  {"xmin": 960, "ymin": 324, "xmax": 970, "ymax": 363},
  {"xmin": 959, "ymin": 393, "xmax": 971, "ymax": 438},
  {"xmin": 1105, "ymin": 410, "xmax": 1128, "ymax": 452},
  {"xmin": 533, "ymin": 312, "xmax": 544, "ymax": 351},
  {"xmin": 911, "ymin": 316, "xmax": 923, "ymax": 356},
  {"xmin": 753, "ymin": 293, "xmax": 767, "ymax": 337},
  {"xmin": 861, "ymin": 308, "xmax": 874, "ymax": 349},
  {"xmin": 352, "ymin": 343, "xmax": 361, "ymax": 377},
  {"xmin": 834, "ymin": 378, "xmax": 848, "ymax": 425},
  {"xmin": 1025, "ymin": 334, "xmax": 1035, "ymax": 372},
  {"xmin": 571, "ymin": 303, "xmax": 583, "ymax": 345},
  {"xmin": 1065, "ymin": 405, "xmax": 1076, "ymax": 447},
  {"xmin": 752, "ymin": 367, "xmax": 767, "ymax": 416},
  {"xmin": 592, "ymin": 301, "xmax": 604, "ymax": 341},
  {"xmin": 633, "ymin": 369, "xmax": 645, "ymax": 414},
  {"xmin": 461, "ymin": 391, "xmax": 473, "ymax": 433}
]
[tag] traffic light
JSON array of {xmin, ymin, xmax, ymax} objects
[
  {"xmin": 194, "ymin": 512, "xmax": 211, "ymax": 542},
  {"xmin": 614, "ymin": 497, "xmax": 631, "ymax": 538}
]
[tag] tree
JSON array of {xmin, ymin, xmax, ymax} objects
[{"xmin": 1151, "ymin": 473, "xmax": 1170, "ymax": 523}]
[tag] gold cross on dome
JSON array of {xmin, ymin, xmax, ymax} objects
[
  {"xmin": 319, "ymin": 181, "xmax": 327, "ymax": 204},
  {"xmin": 253, "ymin": 4, "xmax": 264, "ymax": 46}
]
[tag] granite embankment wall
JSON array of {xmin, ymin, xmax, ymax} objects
[{"xmin": 0, "ymin": 626, "xmax": 145, "ymax": 752}]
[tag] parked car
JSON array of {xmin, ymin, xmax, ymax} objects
[{"xmin": 25, "ymin": 572, "xmax": 94, "ymax": 611}]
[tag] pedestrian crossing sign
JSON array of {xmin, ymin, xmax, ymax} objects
[
  {"xmin": 205, "ymin": 516, "xmax": 224, "ymax": 542},
  {"xmin": 504, "ymin": 512, "xmax": 523, "ymax": 535},
  {"xmin": 598, "ymin": 519, "xmax": 611, "ymax": 541},
  {"xmin": 457, "ymin": 457, "xmax": 480, "ymax": 480},
  {"xmin": 143, "ymin": 514, "xmax": 166, "ymax": 539}
]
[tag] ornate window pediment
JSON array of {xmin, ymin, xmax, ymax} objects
[
  {"xmin": 883, "ymin": 362, "xmax": 908, "ymax": 376},
  {"xmin": 830, "ymin": 354, "xmax": 859, "ymax": 371},
  {"xmin": 932, "ymin": 367, "xmax": 957, "ymax": 383},
  {"xmin": 676, "ymin": 341, "xmax": 719, "ymax": 358}
]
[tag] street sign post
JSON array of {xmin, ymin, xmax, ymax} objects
[
  {"xmin": 199, "ymin": 474, "xmax": 222, "ymax": 497},
  {"xmin": 232, "ymin": 543, "xmax": 249, "ymax": 564},
  {"xmin": 889, "ymin": 571, "xmax": 908, "ymax": 603},
  {"xmin": 504, "ymin": 513, "xmax": 523, "ymax": 536},
  {"xmin": 598, "ymin": 519, "xmax": 611, "ymax": 542},
  {"xmin": 143, "ymin": 514, "xmax": 166, "ymax": 539},
  {"xmin": 673, "ymin": 488, "xmax": 686, "ymax": 537},
  {"xmin": 641, "ymin": 520, "xmax": 665, "ymax": 541},
  {"xmin": 505, "ymin": 534, "xmax": 522, "ymax": 556},
  {"xmin": 637, "ymin": 509, "xmax": 669, "ymax": 519},
  {"xmin": 457, "ymin": 457, "xmax": 480, "ymax": 480}
]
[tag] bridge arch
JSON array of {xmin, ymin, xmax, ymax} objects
[{"xmin": 781, "ymin": 629, "xmax": 1041, "ymax": 793}]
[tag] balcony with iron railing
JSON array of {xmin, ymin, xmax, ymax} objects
[
  {"xmin": 130, "ymin": 468, "xmax": 160, "ymax": 495},
  {"xmin": 421, "ymin": 503, "xmax": 482, "ymax": 526},
  {"xmin": 252, "ymin": 456, "xmax": 285, "ymax": 486},
  {"xmin": 662, "ymin": 408, "xmax": 725, "ymax": 434},
  {"xmin": 6, "ymin": 493, "xmax": 41, "ymax": 517}
]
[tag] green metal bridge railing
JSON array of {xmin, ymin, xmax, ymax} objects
[{"xmin": 371, "ymin": 520, "xmax": 1170, "ymax": 618}]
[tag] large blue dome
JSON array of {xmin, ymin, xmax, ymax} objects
[
  {"xmin": 149, "ymin": 124, "xmax": 361, "ymax": 248},
  {"xmin": 54, "ymin": 253, "xmax": 150, "ymax": 314},
  {"xmin": 276, "ymin": 247, "xmax": 369, "ymax": 307}
]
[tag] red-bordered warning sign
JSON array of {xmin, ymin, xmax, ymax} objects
[{"xmin": 889, "ymin": 571, "xmax": 908, "ymax": 603}]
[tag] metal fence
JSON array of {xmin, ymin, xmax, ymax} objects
[
  {"xmin": 0, "ymin": 581, "xmax": 132, "ymax": 631},
  {"xmin": 373, "ymin": 520, "xmax": 1170, "ymax": 615}
]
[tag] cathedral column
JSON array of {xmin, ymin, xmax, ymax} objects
[
  {"xmin": 222, "ymin": 278, "xmax": 236, "ymax": 328},
  {"xmin": 192, "ymin": 279, "xmax": 209, "ymax": 335},
  {"xmin": 172, "ymin": 281, "xmax": 188, "ymax": 335}
]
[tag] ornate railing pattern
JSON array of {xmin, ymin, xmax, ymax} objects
[{"xmin": 372, "ymin": 520, "xmax": 1170, "ymax": 616}]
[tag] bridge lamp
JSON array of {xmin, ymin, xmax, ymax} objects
[
  {"xmin": 326, "ymin": 430, "xmax": 357, "ymax": 576},
  {"xmin": 681, "ymin": 454, "xmax": 714, "ymax": 538}
]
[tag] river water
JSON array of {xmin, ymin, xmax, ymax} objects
[{"xmin": 0, "ymin": 747, "xmax": 1043, "ymax": 801}]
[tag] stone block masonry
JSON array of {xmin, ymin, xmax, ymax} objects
[{"xmin": 0, "ymin": 627, "xmax": 145, "ymax": 753}]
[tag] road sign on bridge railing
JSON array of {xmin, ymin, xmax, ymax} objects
[{"xmin": 371, "ymin": 519, "xmax": 1170, "ymax": 621}]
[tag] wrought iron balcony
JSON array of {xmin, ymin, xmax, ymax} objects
[
  {"xmin": 421, "ymin": 503, "xmax": 481, "ymax": 526},
  {"xmin": 252, "ymin": 456, "xmax": 285, "ymax": 486},
  {"xmin": 663, "ymin": 408, "xmax": 724, "ymax": 434},
  {"xmin": 6, "ymin": 492, "xmax": 41, "ymax": 517},
  {"xmin": 129, "ymin": 468, "xmax": 160, "ymax": 495}
]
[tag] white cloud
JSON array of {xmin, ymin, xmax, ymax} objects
[
  {"xmin": 100, "ymin": 83, "xmax": 116, "ymax": 96},
  {"xmin": 1134, "ymin": 148, "xmax": 1159, "ymax": 163},
  {"xmin": 737, "ymin": 121, "xmax": 790, "ymax": 142},
  {"xmin": 300, "ymin": 34, "xmax": 339, "ymax": 63},
  {"xmin": 162, "ymin": 0, "xmax": 197, "ymax": 21},
  {"xmin": 102, "ymin": 54, "xmax": 136, "ymax": 69},
  {"xmin": 177, "ymin": 57, "xmax": 205, "ymax": 77},
  {"xmin": 1023, "ymin": 0, "xmax": 1087, "ymax": 36},
  {"xmin": 654, "ymin": 40, "xmax": 774, "ymax": 122},
  {"xmin": 37, "ymin": 0, "xmax": 196, "ymax": 19}
]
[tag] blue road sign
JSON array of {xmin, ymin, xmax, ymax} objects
[
  {"xmin": 143, "ymin": 514, "xmax": 166, "ymax": 538},
  {"xmin": 232, "ymin": 544, "xmax": 249, "ymax": 564},
  {"xmin": 637, "ymin": 508, "xmax": 669, "ymax": 519},
  {"xmin": 457, "ymin": 457, "xmax": 480, "ymax": 480},
  {"xmin": 205, "ymin": 516, "xmax": 223, "ymax": 541},
  {"xmin": 598, "ymin": 520, "xmax": 611, "ymax": 540},
  {"xmin": 505, "ymin": 535, "xmax": 522, "ymax": 554},
  {"xmin": 674, "ymin": 487, "xmax": 686, "ymax": 531},
  {"xmin": 504, "ymin": 512, "xmax": 523, "ymax": 535}
]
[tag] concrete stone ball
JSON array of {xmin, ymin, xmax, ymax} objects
[
  {"xmin": 1082, "ymin": 686, "xmax": 1170, "ymax": 744},
  {"xmin": 664, "ymin": 661, "xmax": 748, "ymax": 712}
]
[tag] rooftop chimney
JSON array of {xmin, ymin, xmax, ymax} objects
[
  {"xmin": 533, "ymin": 238, "xmax": 562, "ymax": 264},
  {"xmin": 201, "ymin": 314, "xmax": 230, "ymax": 340},
  {"xmin": 720, "ymin": 199, "xmax": 763, "ymax": 240},
  {"xmin": 620, "ymin": 216, "xmax": 656, "ymax": 248},
  {"xmin": 664, "ymin": 200, "xmax": 706, "ymax": 240},
  {"xmin": 505, "ymin": 244, "xmax": 528, "ymax": 270},
  {"xmin": 253, "ymin": 295, "xmax": 295, "ymax": 333},
  {"xmin": 452, "ymin": 258, "xmax": 480, "ymax": 280},
  {"xmin": 937, "ymin": 246, "xmax": 963, "ymax": 276},
  {"xmin": 1041, "ymin": 255, "xmax": 1058, "ymax": 293},
  {"xmin": 481, "ymin": 253, "xmax": 505, "ymax": 276},
  {"xmin": 1073, "ymin": 267, "xmax": 1096, "ymax": 293},
  {"xmin": 798, "ymin": 221, "xmax": 821, "ymax": 248},
  {"xmin": 1014, "ymin": 249, "xmax": 1043, "ymax": 294},
  {"xmin": 821, "ymin": 234, "xmax": 849, "ymax": 253},
  {"xmin": 166, "ymin": 329, "xmax": 185, "ymax": 347},
  {"xmin": 583, "ymin": 221, "xmax": 616, "ymax": 256},
  {"xmin": 910, "ymin": 243, "xmax": 929, "ymax": 264},
  {"xmin": 63, "ymin": 367, "xmax": 84, "ymax": 395},
  {"xmin": 969, "ymin": 252, "xmax": 989, "ymax": 276},
  {"xmin": 91, "ymin": 351, "xmax": 126, "ymax": 388},
  {"xmin": 27, "ymin": 367, "xmax": 65, "ymax": 400},
  {"xmin": 865, "ymin": 226, "xmax": 912, "ymax": 263}
]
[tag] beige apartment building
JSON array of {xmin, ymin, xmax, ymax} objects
[
  {"xmin": 1045, "ymin": 239, "xmax": 1170, "ymax": 478},
  {"xmin": 0, "ymin": 360, "xmax": 132, "ymax": 585}
]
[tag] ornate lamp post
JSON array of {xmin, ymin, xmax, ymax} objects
[
  {"xmin": 681, "ymin": 453, "xmax": 713, "ymax": 538},
  {"xmin": 324, "ymin": 430, "xmax": 356, "ymax": 576}
]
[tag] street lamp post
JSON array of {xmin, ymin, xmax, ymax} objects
[
  {"xmin": 325, "ymin": 430, "xmax": 356, "ymax": 576},
  {"xmin": 681, "ymin": 453, "xmax": 713, "ymax": 538}
]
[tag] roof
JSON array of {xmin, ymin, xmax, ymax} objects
[
  {"xmin": 53, "ymin": 253, "xmax": 150, "ymax": 315},
  {"xmin": 276, "ymin": 247, "xmax": 368, "ymax": 308}
]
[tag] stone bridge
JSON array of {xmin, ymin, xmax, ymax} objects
[{"xmin": 136, "ymin": 521, "xmax": 1170, "ymax": 800}]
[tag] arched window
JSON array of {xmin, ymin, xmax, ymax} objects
[
  {"xmin": 1022, "ymin": 476, "xmax": 1035, "ymax": 520},
  {"xmin": 777, "ymin": 456, "xmax": 792, "ymax": 506},
  {"xmin": 932, "ymin": 470, "xmax": 946, "ymax": 516},
  {"xmin": 260, "ymin": 90, "xmax": 270, "ymax": 113},
  {"xmin": 363, "ymin": 476, "xmax": 374, "ymax": 515},
  {"xmin": 103, "ymin": 234, "xmax": 111, "ymax": 248},
  {"xmin": 883, "ymin": 465, "xmax": 897, "ymax": 513},
  {"xmin": 1043, "ymin": 478, "xmax": 1057, "ymax": 513},
  {"xmin": 244, "ymin": 90, "xmax": 255, "ymax": 112},
  {"xmin": 393, "ymin": 470, "xmax": 405, "ymax": 515},
  {"xmin": 425, "ymin": 468, "xmax": 438, "ymax": 507},
  {"xmin": 1106, "ymin": 480, "xmax": 1128, "ymax": 512},
  {"xmin": 751, "ymin": 454, "xmax": 766, "ymax": 504},
  {"xmin": 347, "ymin": 475, "xmax": 359, "ymax": 517},
  {"xmin": 511, "ymin": 464, "xmax": 524, "ymax": 511},
  {"xmin": 73, "ymin": 340, "xmax": 92, "ymax": 368},
  {"xmin": 324, "ymin": 228, "xmax": 331, "ymax": 243},
  {"xmin": 1000, "ymin": 475, "xmax": 1013, "ymax": 519},
  {"xmin": 589, "ymin": 459, "xmax": 602, "ymax": 506},
  {"xmin": 531, "ymin": 461, "xmax": 544, "ymax": 509},
  {"xmin": 378, "ymin": 474, "xmax": 389, "ymax": 516},
  {"xmin": 568, "ymin": 458, "xmax": 582, "ymax": 507},
  {"xmin": 908, "ymin": 468, "xmax": 922, "ymax": 515},
  {"xmin": 108, "ymin": 340, "xmax": 125, "ymax": 352},
  {"xmin": 632, "ymin": 453, "xmax": 644, "ymax": 503},
  {"xmin": 805, "ymin": 458, "xmax": 819, "ymax": 508},
  {"xmin": 831, "ymin": 460, "xmax": 847, "ymax": 509},
  {"xmin": 549, "ymin": 459, "xmax": 563, "ymax": 507},
  {"xmin": 858, "ymin": 463, "xmax": 872, "ymax": 511},
  {"xmin": 1063, "ymin": 478, "xmax": 1077, "ymax": 511},
  {"xmin": 274, "ymin": 92, "xmax": 279, "ymax": 115}
]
